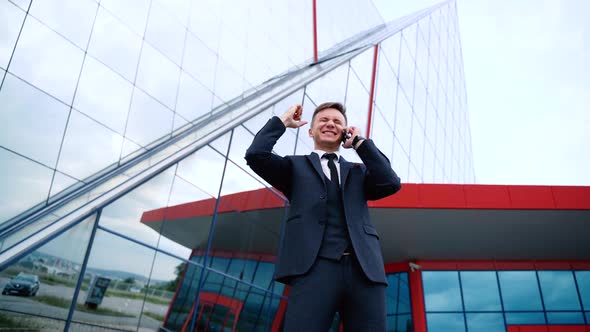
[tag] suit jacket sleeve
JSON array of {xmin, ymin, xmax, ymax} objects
[
  {"xmin": 355, "ymin": 139, "xmax": 402, "ymax": 200},
  {"xmin": 244, "ymin": 116, "xmax": 293, "ymax": 197}
]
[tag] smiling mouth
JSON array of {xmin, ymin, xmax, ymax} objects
[{"xmin": 321, "ymin": 131, "xmax": 338, "ymax": 136}]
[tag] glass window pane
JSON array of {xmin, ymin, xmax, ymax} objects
[
  {"xmin": 465, "ymin": 313, "xmax": 504, "ymax": 332},
  {"xmin": 182, "ymin": 32, "xmax": 218, "ymax": 92},
  {"xmin": 213, "ymin": 59, "xmax": 243, "ymax": 104},
  {"xmin": 57, "ymin": 110, "xmax": 124, "ymax": 180},
  {"xmin": 0, "ymin": 1, "xmax": 25, "ymax": 70},
  {"xmin": 163, "ymin": 258, "xmax": 204, "ymax": 330},
  {"xmin": 176, "ymin": 71, "xmax": 213, "ymax": 122},
  {"xmin": 0, "ymin": 73, "xmax": 69, "ymax": 167},
  {"xmin": 576, "ymin": 271, "xmax": 590, "ymax": 310},
  {"xmin": 87, "ymin": 6, "xmax": 143, "ymax": 82},
  {"xmin": 74, "ymin": 56, "xmax": 133, "ymax": 135},
  {"xmin": 9, "ymin": 16, "xmax": 85, "ymax": 104},
  {"xmin": 135, "ymin": 43, "xmax": 180, "ymax": 109},
  {"xmin": 305, "ymin": 64, "xmax": 349, "ymax": 107},
  {"xmin": 546, "ymin": 312, "xmax": 584, "ymax": 324},
  {"xmin": 0, "ymin": 214, "xmax": 95, "ymax": 322},
  {"xmin": 100, "ymin": 167, "xmax": 175, "ymax": 248},
  {"xmin": 395, "ymin": 96, "xmax": 413, "ymax": 158},
  {"xmin": 370, "ymin": 108, "xmax": 394, "ymax": 163},
  {"xmin": 126, "ymin": 88, "xmax": 174, "ymax": 147},
  {"xmin": 538, "ymin": 271, "xmax": 581, "ymax": 311},
  {"xmin": 426, "ymin": 313, "xmax": 465, "ymax": 332},
  {"xmin": 30, "ymin": 0, "xmax": 97, "ymax": 49},
  {"xmin": 350, "ymin": 48, "xmax": 375, "ymax": 93},
  {"xmin": 460, "ymin": 271, "xmax": 502, "ymax": 311},
  {"xmin": 72, "ymin": 228, "xmax": 168, "ymax": 330},
  {"xmin": 375, "ymin": 52, "xmax": 397, "ymax": 129},
  {"xmin": 505, "ymin": 312, "xmax": 545, "ymax": 325},
  {"xmin": 99, "ymin": 0, "xmax": 150, "ymax": 36},
  {"xmin": 499, "ymin": 271, "xmax": 543, "ymax": 311},
  {"xmin": 188, "ymin": 3, "xmax": 220, "ymax": 54},
  {"xmin": 422, "ymin": 271, "xmax": 462, "ymax": 311},
  {"xmin": 144, "ymin": 1, "xmax": 186, "ymax": 66},
  {"xmin": 0, "ymin": 148, "xmax": 53, "ymax": 223}
]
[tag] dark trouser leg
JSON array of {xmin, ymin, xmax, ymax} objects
[
  {"xmin": 340, "ymin": 255, "xmax": 387, "ymax": 332},
  {"xmin": 283, "ymin": 258, "xmax": 342, "ymax": 332}
]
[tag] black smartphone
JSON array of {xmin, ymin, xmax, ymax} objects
[{"xmin": 341, "ymin": 130, "xmax": 351, "ymax": 144}]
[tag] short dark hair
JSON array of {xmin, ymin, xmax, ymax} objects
[{"xmin": 311, "ymin": 102, "xmax": 347, "ymax": 126}]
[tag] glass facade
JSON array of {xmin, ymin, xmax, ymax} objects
[
  {"xmin": 0, "ymin": 0, "xmax": 477, "ymax": 331},
  {"xmin": 423, "ymin": 270, "xmax": 590, "ymax": 331}
]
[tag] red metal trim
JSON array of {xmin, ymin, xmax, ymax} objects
[
  {"xmin": 366, "ymin": 44, "xmax": 379, "ymax": 138},
  {"xmin": 312, "ymin": 0, "xmax": 318, "ymax": 62},
  {"xmin": 384, "ymin": 262, "xmax": 410, "ymax": 273},
  {"xmin": 141, "ymin": 184, "xmax": 590, "ymax": 223},
  {"xmin": 409, "ymin": 270, "xmax": 427, "ymax": 332},
  {"xmin": 414, "ymin": 260, "xmax": 590, "ymax": 271},
  {"xmin": 271, "ymin": 286, "xmax": 290, "ymax": 332},
  {"xmin": 191, "ymin": 249, "xmax": 276, "ymax": 262},
  {"xmin": 507, "ymin": 325, "xmax": 589, "ymax": 332}
]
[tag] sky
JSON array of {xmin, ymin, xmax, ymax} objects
[{"xmin": 374, "ymin": 0, "xmax": 590, "ymax": 186}]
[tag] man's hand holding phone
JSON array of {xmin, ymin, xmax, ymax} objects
[{"xmin": 342, "ymin": 126, "xmax": 363, "ymax": 149}]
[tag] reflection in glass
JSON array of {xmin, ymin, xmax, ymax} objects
[
  {"xmin": 546, "ymin": 311, "xmax": 584, "ymax": 324},
  {"xmin": 465, "ymin": 313, "xmax": 504, "ymax": 332},
  {"xmin": 0, "ymin": 214, "xmax": 95, "ymax": 323},
  {"xmin": 29, "ymin": 0, "xmax": 98, "ymax": 49},
  {"xmin": 57, "ymin": 110, "xmax": 124, "ymax": 180},
  {"xmin": 72, "ymin": 228, "xmax": 157, "ymax": 330},
  {"xmin": 0, "ymin": 148, "xmax": 53, "ymax": 223},
  {"xmin": 305, "ymin": 64, "xmax": 349, "ymax": 107},
  {"xmin": 125, "ymin": 88, "xmax": 174, "ymax": 147},
  {"xmin": 74, "ymin": 56, "xmax": 133, "ymax": 135},
  {"xmin": 426, "ymin": 313, "xmax": 465, "ymax": 332},
  {"xmin": 100, "ymin": 167, "xmax": 175, "ymax": 248},
  {"xmin": 504, "ymin": 312, "xmax": 545, "ymax": 325},
  {"xmin": 386, "ymin": 273, "xmax": 412, "ymax": 332},
  {"xmin": 499, "ymin": 271, "xmax": 543, "ymax": 311},
  {"xmin": 538, "ymin": 271, "xmax": 581, "ymax": 311},
  {"xmin": 88, "ymin": 6, "xmax": 143, "ymax": 82},
  {"xmin": 144, "ymin": 1, "xmax": 186, "ymax": 66},
  {"xmin": 0, "ymin": 73, "xmax": 69, "ymax": 168},
  {"xmin": 99, "ymin": 0, "xmax": 150, "ymax": 36},
  {"xmin": 9, "ymin": 16, "xmax": 85, "ymax": 104},
  {"xmin": 460, "ymin": 271, "xmax": 501, "ymax": 311},
  {"xmin": 182, "ymin": 32, "xmax": 218, "ymax": 91},
  {"xmin": 176, "ymin": 71, "xmax": 213, "ymax": 122},
  {"xmin": 576, "ymin": 271, "xmax": 590, "ymax": 310},
  {"xmin": 0, "ymin": 1, "xmax": 25, "ymax": 70},
  {"xmin": 135, "ymin": 43, "xmax": 180, "ymax": 109},
  {"xmin": 422, "ymin": 271, "xmax": 462, "ymax": 311}
]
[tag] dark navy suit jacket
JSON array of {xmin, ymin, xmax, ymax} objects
[{"xmin": 245, "ymin": 116, "xmax": 401, "ymax": 284}]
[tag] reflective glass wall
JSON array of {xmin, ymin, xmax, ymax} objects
[
  {"xmin": 423, "ymin": 270, "xmax": 590, "ymax": 331},
  {"xmin": 1, "ymin": 0, "xmax": 476, "ymax": 331}
]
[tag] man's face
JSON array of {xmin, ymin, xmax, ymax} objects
[{"xmin": 308, "ymin": 108, "xmax": 347, "ymax": 151}]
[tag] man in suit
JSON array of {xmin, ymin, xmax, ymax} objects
[{"xmin": 245, "ymin": 102, "xmax": 401, "ymax": 331}]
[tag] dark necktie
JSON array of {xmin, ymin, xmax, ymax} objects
[{"xmin": 323, "ymin": 153, "xmax": 339, "ymax": 188}]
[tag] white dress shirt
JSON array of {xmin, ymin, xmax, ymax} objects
[{"xmin": 313, "ymin": 150, "xmax": 341, "ymax": 183}]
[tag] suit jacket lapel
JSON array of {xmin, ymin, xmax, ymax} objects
[
  {"xmin": 306, "ymin": 153, "xmax": 326, "ymax": 186},
  {"xmin": 339, "ymin": 156, "xmax": 351, "ymax": 190}
]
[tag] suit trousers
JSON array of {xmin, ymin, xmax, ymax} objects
[{"xmin": 283, "ymin": 254, "xmax": 386, "ymax": 332}]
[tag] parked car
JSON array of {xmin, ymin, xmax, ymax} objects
[{"xmin": 2, "ymin": 273, "xmax": 40, "ymax": 296}]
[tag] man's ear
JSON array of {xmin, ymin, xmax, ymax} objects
[{"xmin": 308, "ymin": 128, "xmax": 313, "ymax": 137}]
